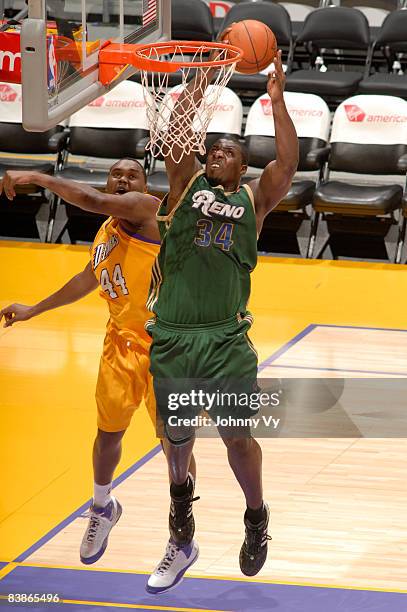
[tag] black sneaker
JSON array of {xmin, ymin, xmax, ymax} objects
[
  {"xmin": 169, "ymin": 474, "xmax": 199, "ymax": 547},
  {"xmin": 239, "ymin": 502, "xmax": 271, "ymax": 576}
]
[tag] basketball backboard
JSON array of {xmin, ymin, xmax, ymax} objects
[{"xmin": 21, "ymin": 0, "xmax": 170, "ymax": 131}]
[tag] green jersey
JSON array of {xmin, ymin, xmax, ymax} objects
[{"xmin": 147, "ymin": 170, "xmax": 258, "ymax": 325}]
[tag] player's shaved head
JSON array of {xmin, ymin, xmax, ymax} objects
[
  {"xmin": 107, "ymin": 157, "xmax": 147, "ymax": 195},
  {"xmin": 206, "ymin": 137, "xmax": 249, "ymax": 191},
  {"xmin": 110, "ymin": 157, "xmax": 147, "ymax": 183},
  {"xmin": 210, "ymin": 137, "xmax": 249, "ymax": 166}
]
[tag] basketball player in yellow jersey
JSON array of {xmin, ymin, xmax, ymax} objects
[{"xmin": 0, "ymin": 159, "xmax": 180, "ymax": 564}]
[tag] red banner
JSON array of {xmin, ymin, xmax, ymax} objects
[
  {"xmin": 208, "ymin": 1, "xmax": 233, "ymax": 18},
  {"xmin": 0, "ymin": 32, "xmax": 21, "ymax": 84}
]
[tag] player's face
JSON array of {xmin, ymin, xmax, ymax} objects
[
  {"xmin": 106, "ymin": 160, "xmax": 146, "ymax": 195},
  {"xmin": 206, "ymin": 140, "xmax": 247, "ymax": 188}
]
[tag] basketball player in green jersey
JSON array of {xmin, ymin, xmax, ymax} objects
[{"xmin": 146, "ymin": 49, "xmax": 298, "ymax": 594}]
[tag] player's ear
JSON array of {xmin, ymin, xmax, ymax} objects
[{"xmin": 240, "ymin": 164, "xmax": 248, "ymax": 177}]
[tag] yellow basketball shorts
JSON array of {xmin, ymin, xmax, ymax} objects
[{"xmin": 95, "ymin": 330, "xmax": 156, "ymax": 433}]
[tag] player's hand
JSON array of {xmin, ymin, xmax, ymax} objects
[
  {"xmin": 267, "ymin": 50, "xmax": 286, "ymax": 103},
  {"xmin": 209, "ymin": 24, "xmax": 234, "ymax": 62},
  {"xmin": 0, "ymin": 170, "xmax": 35, "ymax": 200},
  {"xmin": 0, "ymin": 303, "xmax": 34, "ymax": 327},
  {"xmin": 218, "ymin": 24, "xmax": 234, "ymax": 44}
]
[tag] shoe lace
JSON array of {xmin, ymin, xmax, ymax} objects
[
  {"xmin": 155, "ymin": 541, "xmax": 180, "ymax": 575},
  {"xmin": 171, "ymin": 495, "xmax": 200, "ymax": 527},
  {"xmin": 80, "ymin": 510, "xmax": 101, "ymax": 543},
  {"xmin": 245, "ymin": 523, "xmax": 271, "ymax": 557}
]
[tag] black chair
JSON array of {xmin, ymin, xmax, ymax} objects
[
  {"xmin": 286, "ymin": 7, "xmax": 371, "ymax": 105},
  {"xmin": 231, "ymin": 0, "xmax": 324, "ymax": 39},
  {"xmin": 51, "ymin": 81, "xmax": 149, "ymax": 243},
  {"xmin": 308, "ymin": 94, "xmax": 407, "ymax": 261},
  {"xmin": 172, "ymin": 0, "xmax": 214, "ymax": 41},
  {"xmin": 358, "ymin": 10, "xmax": 407, "ymax": 99},
  {"xmin": 395, "ymin": 154, "xmax": 407, "ymax": 263},
  {"xmin": 218, "ymin": 2, "xmax": 293, "ymax": 100},
  {"xmin": 243, "ymin": 91, "xmax": 331, "ymax": 256},
  {"xmin": 0, "ymin": 84, "xmax": 64, "ymax": 241},
  {"xmin": 339, "ymin": 0, "xmax": 395, "ymax": 40},
  {"xmin": 159, "ymin": 0, "xmax": 215, "ymax": 88}
]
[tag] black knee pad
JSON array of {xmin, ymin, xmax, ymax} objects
[{"xmin": 164, "ymin": 423, "xmax": 195, "ymax": 446}]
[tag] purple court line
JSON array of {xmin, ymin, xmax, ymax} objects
[
  {"xmin": 2, "ymin": 604, "xmax": 173, "ymax": 612},
  {"xmin": 1, "ymin": 566, "xmax": 406, "ymax": 612},
  {"xmin": 317, "ymin": 323, "xmax": 407, "ymax": 333},
  {"xmin": 257, "ymin": 324, "xmax": 317, "ymax": 373},
  {"xmin": 267, "ymin": 363, "xmax": 407, "ymax": 377},
  {"xmin": 0, "ymin": 562, "xmax": 8, "ymax": 570},
  {"xmin": 13, "ymin": 445, "xmax": 162, "ymax": 563}
]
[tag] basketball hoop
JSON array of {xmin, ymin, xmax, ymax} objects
[{"xmin": 134, "ymin": 41, "xmax": 243, "ymax": 163}]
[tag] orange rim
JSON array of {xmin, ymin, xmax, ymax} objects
[{"xmin": 133, "ymin": 40, "xmax": 243, "ymax": 73}]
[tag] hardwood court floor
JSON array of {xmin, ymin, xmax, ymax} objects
[{"xmin": 1, "ymin": 242, "xmax": 407, "ymax": 598}]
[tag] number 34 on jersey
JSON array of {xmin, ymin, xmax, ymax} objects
[{"xmin": 100, "ymin": 264, "xmax": 129, "ymax": 299}]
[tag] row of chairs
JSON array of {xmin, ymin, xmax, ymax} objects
[
  {"xmin": 145, "ymin": 86, "xmax": 407, "ymax": 262},
  {"xmin": 167, "ymin": 1, "xmax": 407, "ymax": 106},
  {"xmin": 1, "ymin": 80, "xmax": 407, "ymax": 261},
  {"xmin": 204, "ymin": 0, "xmax": 407, "ymax": 30}
]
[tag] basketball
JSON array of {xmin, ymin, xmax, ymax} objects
[{"xmin": 224, "ymin": 20, "xmax": 278, "ymax": 75}]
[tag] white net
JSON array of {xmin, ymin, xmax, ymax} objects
[{"xmin": 138, "ymin": 43, "xmax": 239, "ymax": 163}]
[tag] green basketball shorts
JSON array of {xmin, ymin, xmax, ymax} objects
[{"xmin": 146, "ymin": 314, "xmax": 259, "ymax": 440}]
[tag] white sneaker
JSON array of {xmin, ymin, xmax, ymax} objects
[
  {"xmin": 80, "ymin": 496, "xmax": 122, "ymax": 564},
  {"xmin": 146, "ymin": 539, "xmax": 199, "ymax": 594}
]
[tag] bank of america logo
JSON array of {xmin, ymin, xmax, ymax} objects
[{"xmin": 143, "ymin": 0, "xmax": 157, "ymax": 26}]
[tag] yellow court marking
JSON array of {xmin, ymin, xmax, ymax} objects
[
  {"xmin": 0, "ymin": 595, "xmax": 231, "ymax": 612},
  {"xmin": 61, "ymin": 601, "xmax": 231, "ymax": 612},
  {"xmin": 6, "ymin": 562, "xmax": 407, "ymax": 595},
  {"xmin": 0, "ymin": 563, "xmax": 17, "ymax": 581}
]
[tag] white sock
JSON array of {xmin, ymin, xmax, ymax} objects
[{"xmin": 93, "ymin": 482, "xmax": 112, "ymax": 508}]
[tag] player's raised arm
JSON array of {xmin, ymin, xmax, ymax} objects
[
  {"xmin": 0, "ymin": 261, "xmax": 98, "ymax": 328},
  {"xmin": 249, "ymin": 51, "xmax": 299, "ymax": 228},
  {"xmin": 164, "ymin": 30, "xmax": 233, "ymax": 208},
  {"xmin": 0, "ymin": 165, "xmax": 159, "ymax": 231},
  {"xmin": 164, "ymin": 67, "xmax": 216, "ymax": 192}
]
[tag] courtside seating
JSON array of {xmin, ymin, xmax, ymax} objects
[
  {"xmin": 220, "ymin": 2, "xmax": 293, "ymax": 98},
  {"xmin": 244, "ymin": 91, "xmax": 330, "ymax": 255},
  {"xmin": 205, "ymin": 0, "xmax": 234, "ymax": 36},
  {"xmin": 164, "ymin": 0, "xmax": 214, "ymax": 87},
  {"xmin": 172, "ymin": 0, "xmax": 214, "ymax": 41},
  {"xmin": 52, "ymin": 80, "xmax": 149, "ymax": 243},
  {"xmin": 396, "ymin": 189, "xmax": 407, "ymax": 263},
  {"xmin": 358, "ymin": 10, "xmax": 407, "ymax": 99},
  {"xmin": 286, "ymin": 7, "xmax": 371, "ymax": 105},
  {"xmin": 0, "ymin": 83, "xmax": 63, "ymax": 240},
  {"xmin": 308, "ymin": 94, "xmax": 407, "ymax": 261},
  {"xmin": 146, "ymin": 85, "xmax": 243, "ymax": 198},
  {"xmin": 231, "ymin": 0, "xmax": 323, "ymax": 38},
  {"xmin": 339, "ymin": 0, "xmax": 403, "ymax": 28}
]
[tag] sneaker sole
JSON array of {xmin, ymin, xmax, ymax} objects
[
  {"xmin": 80, "ymin": 501, "xmax": 123, "ymax": 565},
  {"xmin": 145, "ymin": 545, "xmax": 200, "ymax": 595}
]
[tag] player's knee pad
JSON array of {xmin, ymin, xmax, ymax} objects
[{"xmin": 164, "ymin": 423, "xmax": 195, "ymax": 447}]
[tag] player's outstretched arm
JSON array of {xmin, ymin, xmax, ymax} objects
[
  {"xmin": 249, "ymin": 51, "xmax": 299, "ymax": 230},
  {"xmin": 0, "ymin": 172, "xmax": 159, "ymax": 228},
  {"xmin": 164, "ymin": 30, "xmax": 233, "ymax": 210},
  {"xmin": 0, "ymin": 262, "xmax": 98, "ymax": 328}
]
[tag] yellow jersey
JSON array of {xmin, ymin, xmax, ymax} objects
[{"xmin": 91, "ymin": 216, "xmax": 160, "ymax": 350}]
